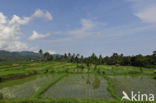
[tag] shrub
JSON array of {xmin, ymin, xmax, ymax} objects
[
  {"xmin": 102, "ymin": 71, "xmax": 105, "ymax": 74},
  {"xmin": 97, "ymin": 69, "xmax": 101, "ymax": 73},
  {"xmin": 77, "ymin": 65, "xmax": 84, "ymax": 69},
  {"xmin": 94, "ymin": 65, "xmax": 97, "ymax": 71}
]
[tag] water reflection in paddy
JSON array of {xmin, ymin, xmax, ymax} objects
[
  {"xmin": 0, "ymin": 74, "xmax": 59, "ymax": 98},
  {"xmin": 110, "ymin": 75, "xmax": 156, "ymax": 96},
  {"xmin": 42, "ymin": 74, "xmax": 111, "ymax": 98}
]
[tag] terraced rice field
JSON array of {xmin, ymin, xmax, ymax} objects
[
  {"xmin": 0, "ymin": 74, "xmax": 61, "ymax": 98},
  {"xmin": 42, "ymin": 74, "xmax": 111, "ymax": 98},
  {"xmin": 0, "ymin": 61, "xmax": 156, "ymax": 103},
  {"xmin": 110, "ymin": 75, "xmax": 156, "ymax": 96}
]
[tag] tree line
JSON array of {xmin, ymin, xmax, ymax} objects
[{"xmin": 39, "ymin": 49, "xmax": 156, "ymax": 68}]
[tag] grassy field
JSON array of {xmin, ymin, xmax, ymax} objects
[{"xmin": 0, "ymin": 61, "xmax": 156, "ymax": 103}]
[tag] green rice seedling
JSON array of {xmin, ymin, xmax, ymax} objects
[{"xmin": 42, "ymin": 74, "xmax": 111, "ymax": 98}]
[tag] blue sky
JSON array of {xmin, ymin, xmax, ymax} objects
[{"xmin": 0, "ymin": 0, "xmax": 156, "ymax": 56}]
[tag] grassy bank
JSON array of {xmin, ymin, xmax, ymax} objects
[
  {"xmin": 1, "ymin": 98, "xmax": 155, "ymax": 103},
  {"xmin": 0, "ymin": 62, "xmax": 75, "ymax": 82}
]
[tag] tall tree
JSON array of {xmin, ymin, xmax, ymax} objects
[
  {"xmin": 39, "ymin": 49, "xmax": 43, "ymax": 61},
  {"xmin": 153, "ymin": 51, "xmax": 156, "ymax": 56},
  {"xmin": 64, "ymin": 53, "xmax": 68, "ymax": 60},
  {"xmin": 111, "ymin": 53, "xmax": 119, "ymax": 65},
  {"xmin": 131, "ymin": 54, "xmax": 145, "ymax": 67},
  {"xmin": 68, "ymin": 53, "xmax": 71, "ymax": 57},
  {"xmin": 44, "ymin": 52, "xmax": 50, "ymax": 61},
  {"xmin": 39, "ymin": 49, "xmax": 43, "ymax": 55},
  {"xmin": 80, "ymin": 55, "xmax": 84, "ymax": 63},
  {"xmin": 90, "ymin": 53, "xmax": 98, "ymax": 64},
  {"xmin": 99, "ymin": 54, "xmax": 103, "ymax": 64},
  {"xmin": 152, "ymin": 51, "xmax": 156, "ymax": 65}
]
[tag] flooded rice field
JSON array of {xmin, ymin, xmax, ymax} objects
[
  {"xmin": 42, "ymin": 74, "xmax": 111, "ymax": 98},
  {"xmin": 1, "ymin": 73, "xmax": 156, "ymax": 99},
  {"xmin": 0, "ymin": 74, "xmax": 60, "ymax": 98},
  {"xmin": 110, "ymin": 75, "xmax": 156, "ymax": 96}
]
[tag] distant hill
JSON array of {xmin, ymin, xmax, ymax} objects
[
  {"xmin": 0, "ymin": 50, "xmax": 41, "ymax": 62},
  {"xmin": 0, "ymin": 50, "xmax": 62, "ymax": 62}
]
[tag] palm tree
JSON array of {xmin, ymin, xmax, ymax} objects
[
  {"xmin": 39, "ymin": 49, "xmax": 43, "ymax": 55},
  {"xmin": 80, "ymin": 55, "xmax": 84, "ymax": 63},
  {"xmin": 99, "ymin": 54, "xmax": 103, "ymax": 64},
  {"xmin": 68, "ymin": 53, "xmax": 71, "ymax": 57},
  {"xmin": 39, "ymin": 49, "xmax": 43, "ymax": 61},
  {"xmin": 44, "ymin": 52, "xmax": 50, "ymax": 61},
  {"xmin": 76, "ymin": 54, "xmax": 80, "ymax": 58},
  {"xmin": 153, "ymin": 51, "xmax": 156, "ymax": 56},
  {"xmin": 64, "ymin": 53, "xmax": 68, "ymax": 60}
]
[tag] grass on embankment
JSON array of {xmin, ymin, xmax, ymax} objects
[
  {"xmin": 1, "ymin": 98, "xmax": 156, "ymax": 103},
  {"xmin": 102, "ymin": 75, "xmax": 120, "ymax": 100},
  {"xmin": 97, "ymin": 64, "xmax": 155, "ymax": 76},
  {"xmin": 0, "ymin": 61, "xmax": 70, "ymax": 82},
  {"xmin": 0, "ymin": 98, "xmax": 119, "ymax": 103},
  {"xmin": 31, "ymin": 74, "xmax": 67, "ymax": 98},
  {"xmin": 0, "ymin": 61, "xmax": 155, "ymax": 82}
]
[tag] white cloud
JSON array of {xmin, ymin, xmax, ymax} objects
[
  {"xmin": 10, "ymin": 15, "xmax": 30, "ymax": 25},
  {"xmin": 32, "ymin": 49, "xmax": 56, "ymax": 54},
  {"xmin": 135, "ymin": 6, "xmax": 156, "ymax": 23},
  {"xmin": 68, "ymin": 19, "xmax": 93, "ymax": 38},
  {"xmin": 0, "ymin": 9, "xmax": 52, "ymax": 51},
  {"xmin": 29, "ymin": 31, "xmax": 50, "ymax": 40},
  {"xmin": 127, "ymin": 0, "xmax": 156, "ymax": 24},
  {"xmin": 48, "ymin": 50, "xmax": 56, "ymax": 54},
  {"xmin": 68, "ymin": 19, "xmax": 106, "ymax": 39},
  {"xmin": 0, "ymin": 13, "xmax": 30, "ymax": 51},
  {"xmin": 32, "ymin": 9, "xmax": 53, "ymax": 20},
  {"xmin": 50, "ymin": 19, "xmax": 106, "ymax": 42}
]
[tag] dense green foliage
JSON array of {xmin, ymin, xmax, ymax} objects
[
  {"xmin": 0, "ymin": 49, "xmax": 156, "ymax": 69},
  {"xmin": 36, "ymin": 49, "xmax": 156, "ymax": 68},
  {"xmin": 61, "ymin": 51, "xmax": 156, "ymax": 68}
]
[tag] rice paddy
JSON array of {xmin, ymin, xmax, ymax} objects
[{"xmin": 0, "ymin": 61, "xmax": 156, "ymax": 103}]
